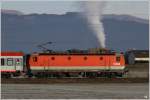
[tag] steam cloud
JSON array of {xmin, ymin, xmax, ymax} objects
[{"xmin": 80, "ymin": 1, "xmax": 106, "ymax": 48}]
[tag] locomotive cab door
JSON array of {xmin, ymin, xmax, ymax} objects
[
  {"xmin": 110, "ymin": 53, "xmax": 121, "ymax": 70},
  {"xmin": 115, "ymin": 54, "xmax": 121, "ymax": 66}
]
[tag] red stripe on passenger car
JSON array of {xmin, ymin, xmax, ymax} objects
[
  {"xmin": 0, "ymin": 70, "xmax": 16, "ymax": 72},
  {"xmin": 1, "ymin": 52, "xmax": 24, "ymax": 56}
]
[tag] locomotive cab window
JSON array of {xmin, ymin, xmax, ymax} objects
[
  {"xmin": 7, "ymin": 58, "xmax": 13, "ymax": 66},
  {"xmin": 116, "ymin": 56, "xmax": 120, "ymax": 62},
  {"xmin": 33, "ymin": 57, "xmax": 37, "ymax": 62},
  {"xmin": 1, "ymin": 58, "xmax": 5, "ymax": 66}
]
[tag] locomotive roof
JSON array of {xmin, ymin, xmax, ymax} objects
[
  {"xmin": 36, "ymin": 52, "xmax": 117, "ymax": 55},
  {"xmin": 32, "ymin": 48, "xmax": 121, "ymax": 55}
]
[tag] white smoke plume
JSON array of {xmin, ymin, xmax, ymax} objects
[{"xmin": 80, "ymin": 1, "xmax": 106, "ymax": 48}]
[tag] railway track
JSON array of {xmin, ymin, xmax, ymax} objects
[{"xmin": 1, "ymin": 78, "xmax": 148, "ymax": 84}]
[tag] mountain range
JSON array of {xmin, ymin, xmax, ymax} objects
[{"xmin": 1, "ymin": 10, "xmax": 149, "ymax": 53}]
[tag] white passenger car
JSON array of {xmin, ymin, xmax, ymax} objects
[{"xmin": 1, "ymin": 52, "xmax": 24, "ymax": 77}]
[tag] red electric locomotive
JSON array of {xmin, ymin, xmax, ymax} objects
[
  {"xmin": 1, "ymin": 52, "xmax": 24, "ymax": 78},
  {"xmin": 26, "ymin": 49, "xmax": 127, "ymax": 78}
]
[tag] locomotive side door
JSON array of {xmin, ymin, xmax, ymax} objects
[
  {"xmin": 103, "ymin": 55, "xmax": 112, "ymax": 71},
  {"xmin": 99, "ymin": 55, "xmax": 109, "ymax": 71},
  {"xmin": 44, "ymin": 56, "xmax": 49, "ymax": 71},
  {"xmin": 106, "ymin": 55, "xmax": 111, "ymax": 71}
]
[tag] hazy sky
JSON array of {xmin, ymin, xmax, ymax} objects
[{"xmin": 1, "ymin": 0, "xmax": 149, "ymax": 19}]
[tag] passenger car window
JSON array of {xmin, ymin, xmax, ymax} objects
[
  {"xmin": 1, "ymin": 58, "xmax": 5, "ymax": 66},
  {"xmin": 15, "ymin": 58, "xmax": 22, "ymax": 66},
  {"xmin": 7, "ymin": 58, "xmax": 13, "ymax": 66}
]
